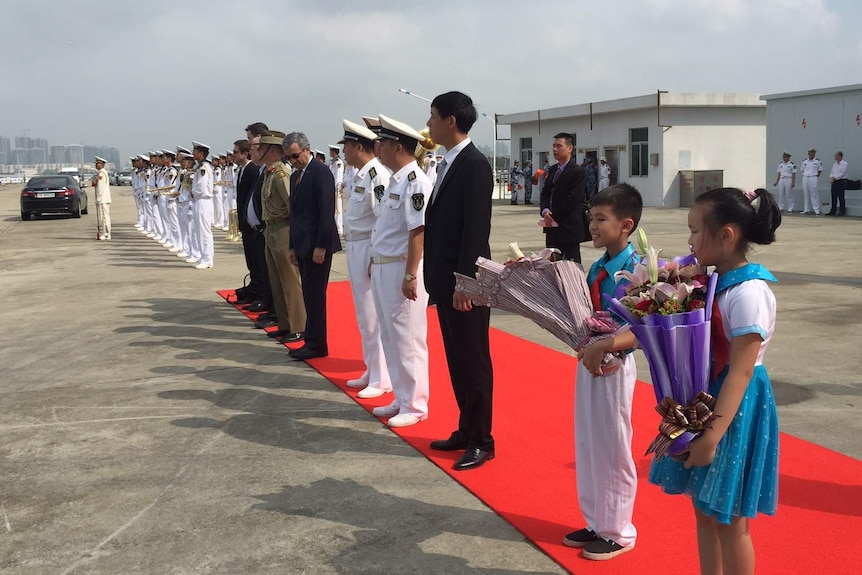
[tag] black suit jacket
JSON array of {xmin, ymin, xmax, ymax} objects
[
  {"xmin": 289, "ymin": 159, "xmax": 342, "ymax": 258},
  {"xmin": 424, "ymin": 142, "xmax": 493, "ymax": 303},
  {"xmin": 236, "ymin": 161, "xmax": 260, "ymax": 231},
  {"xmin": 539, "ymin": 161, "xmax": 586, "ymax": 245}
]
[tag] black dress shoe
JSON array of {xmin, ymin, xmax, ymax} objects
[
  {"xmin": 288, "ymin": 346, "xmax": 327, "ymax": 360},
  {"xmin": 234, "ymin": 287, "xmax": 248, "ymax": 300},
  {"xmin": 234, "ymin": 294, "xmax": 255, "ymax": 305},
  {"xmin": 430, "ymin": 432, "xmax": 468, "ymax": 451},
  {"xmin": 248, "ymin": 300, "xmax": 268, "ymax": 312},
  {"xmin": 267, "ymin": 329, "xmax": 291, "ymax": 338},
  {"xmin": 278, "ymin": 332, "xmax": 305, "ymax": 344},
  {"xmin": 453, "ymin": 447, "xmax": 495, "ymax": 471},
  {"xmin": 254, "ymin": 317, "xmax": 278, "ymax": 329}
]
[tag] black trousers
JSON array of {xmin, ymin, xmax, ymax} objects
[
  {"xmin": 241, "ymin": 226, "xmax": 272, "ymax": 304},
  {"xmin": 545, "ymin": 236, "xmax": 582, "ymax": 263},
  {"xmin": 297, "ymin": 251, "xmax": 333, "ymax": 352},
  {"xmin": 830, "ymin": 179, "xmax": 847, "ymax": 214},
  {"xmin": 436, "ymin": 300, "xmax": 494, "ymax": 450}
]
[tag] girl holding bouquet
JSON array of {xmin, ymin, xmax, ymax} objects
[{"xmin": 649, "ymin": 187, "xmax": 782, "ymax": 575}]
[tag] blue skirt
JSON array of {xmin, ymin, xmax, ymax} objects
[{"xmin": 648, "ymin": 365, "xmax": 779, "ymax": 524}]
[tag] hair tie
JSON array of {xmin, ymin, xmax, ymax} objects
[{"xmin": 744, "ymin": 189, "xmax": 761, "ymax": 211}]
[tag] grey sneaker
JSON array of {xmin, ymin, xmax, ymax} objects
[
  {"xmin": 582, "ymin": 537, "xmax": 634, "ymax": 561},
  {"xmin": 562, "ymin": 527, "xmax": 598, "ymax": 548}
]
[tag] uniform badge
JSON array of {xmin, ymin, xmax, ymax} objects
[
  {"xmin": 411, "ymin": 192, "xmax": 425, "ymax": 211},
  {"xmin": 389, "ymin": 192, "xmax": 400, "ymax": 201},
  {"xmin": 375, "ymin": 185, "xmax": 385, "ymax": 200},
  {"xmin": 200, "ymin": 168, "xmax": 206, "ymax": 176},
  {"xmin": 355, "ymin": 186, "xmax": 365, "ymax": 193},
  {"xmin": 407, "ymin": 171, "xmax": 416, "ymax": 182},
  {"xmin": 369, "ymin": 167, "xmax": 377, "ymax": 179}
]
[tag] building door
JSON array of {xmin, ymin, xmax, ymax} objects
[
  {"xmin": 584, "ymin": 149, "xmax": 598, "ymax": 165},
  {"xmin": 603, "ymin": 147, "xmax": 619, "ymax": 185}
]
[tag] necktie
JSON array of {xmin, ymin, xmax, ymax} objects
[
  {"xmin": 710, "ymin": 300, "xmax": 729, "ymax": 379},
  {"xmin": 430, "ymin": 158, "xmax": 448, "ymax": 205},
  {"xmin": 589, "ymin": 267, "xmax": 609, "ymax": 312},
  {"xmin": 553, "ymin": 164, "xmax": 564, "ymax": 183}
]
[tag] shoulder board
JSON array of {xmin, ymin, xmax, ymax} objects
[
  {"xmin": 407, "ymin": 171, "xmax": 416, "ymax": 181},
  {"xmin": 369, "ymin": 167, "xmax": 377, "ymax": 179}
]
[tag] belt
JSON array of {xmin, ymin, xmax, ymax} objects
[
  {"xmin": 344, "ymin": 231, "xmax": 371, "ymax": 242},
  {"xmin": 370, "ymin": 256, "xmax": 407, "ymax": 265},
  {"xmin": 803, "ymin": 174, "xmax": 819, "ymax": 177},
  {"xmin": 780, "ymin": 176, "xmax": 792, "ymax": 179}
]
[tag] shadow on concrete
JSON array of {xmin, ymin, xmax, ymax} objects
[
  {"xmin": 251, "ymin": 478, "xmax": 561, "ymax": 575},
  {"xmin": 161, "ymin": 389, "xmax": 415, "ymax": 458}
]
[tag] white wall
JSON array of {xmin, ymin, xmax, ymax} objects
[{"xmin": 765, "ymin": 88, "xmax": 862, "ymax": 213}]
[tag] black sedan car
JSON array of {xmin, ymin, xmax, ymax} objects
[{"xmin": 20, "ymin": 175, "xmax": 89, "ymax": 220}]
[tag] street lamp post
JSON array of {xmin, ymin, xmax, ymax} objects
[{"xmin": 398, "ymin": 88, "xmax": 499, "ymax": 198}]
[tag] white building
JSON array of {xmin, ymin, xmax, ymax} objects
[
  {"xmin": 498, "ymin": 92, "xmax": 766, "ymax": 207},
  {"xmin": 761, "ymin": 84, "xmax": 862, "ymax": 216}
]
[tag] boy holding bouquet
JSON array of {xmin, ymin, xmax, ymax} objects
[{"xmin": 565, "ymin": 183, "xmax": 642, "ymax": 560}]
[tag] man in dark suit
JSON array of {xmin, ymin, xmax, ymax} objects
[
  {"xmin": 233, "ymin": 138, "xmax": 270, "ymax": 309},
  {"xmin": 283, "ymin": 132, "xmax": 342, "ymax": 360},
  {"xmin": 425, "ymin": 91, "xmax": 495, "ymax": 471},
  {"xmin": 540, "ymin": 132, "xmax": 586, "ymax": 263}
]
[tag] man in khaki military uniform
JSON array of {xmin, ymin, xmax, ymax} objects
[
  {"xmin": 93, "ymin": 156, "xmax": 112, "ymax": 240},
  {"xmin": 260, "ymin": 131, "xmax": 306, "ymax": 344}
]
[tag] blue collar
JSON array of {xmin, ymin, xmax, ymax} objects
[{"xmin": 716, "ymin": 263, "xmax": 777, "ymax": 293}]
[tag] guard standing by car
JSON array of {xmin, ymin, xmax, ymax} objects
[{"xmin": 93, "ymin": 156, "xmax": 112, "ymax": 240}]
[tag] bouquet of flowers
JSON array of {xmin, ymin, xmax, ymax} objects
[
  {"xmin": 453, "ymin": 243, "xmax": 626, "ymax": 373},
  {"xmin": 607, "ymin": 229, "xmax": 719, "ymax": 460}
]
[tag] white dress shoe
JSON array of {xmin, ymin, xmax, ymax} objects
[
  {"xmin": 346, "ymin": 374, "xmax": 370, "ymax": 388},
  {"xmin": 158, "ymin": 239, "xmax": 168, "ymax": 245},
  {"xmin": 194, "ymin": 262, "xmax": 213, "ymax": 270},
  {"xmin": 177, "ymin": 251, "xmax": 189, "ymax": 258},
  {"xmin": 185, "ymin": 257, "xmax": 200, "ymax": 263},
  {"xmin": 104, "ymin": 234, "xmax": 111, "ymax": 240},
  {"xmin": 164, "ymin": 242, "xmax": 174, "ymax": 249},
  {"xmin": 168, "ymin": 246, "xmax": 181, "ymax": 253},
  {"xmin": 358, "ymin": 386, "xmax": 392, "ymax": 399},
  {"xmin": 146, "ymin": 233, "xmax": 156, "ymax": 238},
  {"xmin": 372, "ymin": 403, "xmax": 399, "ymax": 418},
  {"xmin": 134, "ymin": 224, "xmax": 142, "ymax": 230},
  {"xmin": 387, "ymin": 413, "xmax": 424, "ymax": 428}
]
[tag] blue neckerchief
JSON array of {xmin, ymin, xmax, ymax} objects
[{"xmin": 716, "ymin": 263, "xmax": 777, "ymax": 293}]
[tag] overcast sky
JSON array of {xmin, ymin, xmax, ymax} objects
[{"xmin": 1, "ymin": 0, "xmax": 859, "ymax": 162}]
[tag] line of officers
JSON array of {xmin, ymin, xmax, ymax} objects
[
  {"xmin": 129, "ymin": 142, "xmax": 228, "ymax": 269},
  {"xmin": 226, "ymin": 116, "xmax": 441, "ymax": 428}
]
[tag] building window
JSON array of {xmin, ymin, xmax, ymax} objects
[
  {"xmin": 520, "ymin": 137, "xmax": 533, "ymax": 166},
  {"xmin": 630, "ymin": 127, "xmax": 648, "ymax": 177}
]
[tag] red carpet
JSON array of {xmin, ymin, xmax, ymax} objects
[{"xmin": 218, "ymin": 283, "xmax": 862, "ymax": 574}]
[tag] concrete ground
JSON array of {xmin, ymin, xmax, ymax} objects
[{"xmin": 0, "ymin": 185, "xmax": 860, "ymax": 574}]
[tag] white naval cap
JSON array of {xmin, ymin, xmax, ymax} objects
[
  {"xmin": 94, "ymin": 156, "xmax": 107, "ymax": 163},
  {"xmin": 328, "ymin": 144, "xmax": 341, "ymax": 151},
  {"xmin": 377, "ymin": 114, "xmax": 424, "ymax": 144},
  {"xmin": 338, "ymin": 119, "xmax": 378, "ymax": 144},
  {"xmin": 314, "ymin": 149, "xmax": 326, "ymax": 156},
  {"xmin": 148, "ymin": 150, "xmax": 158, "ymax": 157},
  {"xmin": 226, "ymin": 150, "xmax": 233, "ymax": 156},
  {"xmin": 600, "ymin": 156, "xmax": 607, "ymax": 161},
  {"xmin": 362, "ymin": 116, "xmax": 382, "ymax": 134},
  {"xmin": 138, "ymin": 153, "xmax": 150, "ymax": 161},
  {"xmin": 192, "ymin": 140, "xmax": 210, "ymax": 151},
  {"xmin": 176, "ymin": 145, "xmax": 191, "ymax": 155},
  {"xmin": 782, "ymin": 151, "xmax": 791, "ymax": 157}
]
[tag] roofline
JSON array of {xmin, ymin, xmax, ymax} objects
[
  {"xmin": 760, "ymin": 83, "xmax": 862, "ymax": 101},
  {"xmin": 499, "ymin": 92, "xmax": 764, "ymax": 125}
]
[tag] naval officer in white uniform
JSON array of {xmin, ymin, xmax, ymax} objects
[
  {"xmin": 189, "ymin": 141, "xmax": 215, "ymax": 269},
  {"xmin": 800, "ymin": 148, "xmax": 822, "ymax": 215},
  {"xmin": 773, "ymin": 151, "xmax": 796, "ymax": 213},
  {"xmin": 93, "ymin": 156, "xmax": 112, "ymax": 240}
]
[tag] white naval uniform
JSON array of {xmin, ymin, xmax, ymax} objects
[
  {"xmin": 776, "ymin": 160, "xmax": 796, "ymax": 212},
  {"xmin": 175, "ymin": 168, "xmax": 192, "ymax": 256},
  {"xmin": 163, "ymin": 165, "xmax": 180, "ymax": 248},
  {"xmin": 424, "ymin": 156, "xmax": 438, "ymax": 187},
  {"xmin": 346, "ymin": 158, "xmax": 391, "ymax": 395},
  {"xmin": 156, "ymin": 167, "xmax": 171, "ymax": 243},
  {"xmin": 94, "ymin": 167, "xmax": 112, "ymax": 239},
  {"xmin": 801, "ymin": 157, "xmax": 822, "ymax": 214},
  {"xmin": 370, "ymin": 161, "xmax": 430, "ymax": 419},
  {"xmin": 330, "ymin": 156, "xmax": 345, "ymax": 234},
  {"xmin": 146, "ymin": 167, "xmax": 161, "ymax": 237},
  {"xmin": 224, "ymin": 162, "xmax": 237, "ymax": 213},
  {"xmin": 132, "ymin": 169, "xmax": 144, "ymax": 228},
  {"xmin": 191, "ymin": 161, "xmax": 214, "ymax": 265},
  {"xmin": 212, "ymin": 165, "xmax": 225, "ymax": 229},
  {"xmin": 599, "ymin": 162, "xmax": 611, "ymax": 191}
]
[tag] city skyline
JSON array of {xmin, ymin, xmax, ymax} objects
[{"xmin": 0, "ymin": 133, "xmax": 120, "ymax": 171}]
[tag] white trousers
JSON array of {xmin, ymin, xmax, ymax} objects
[
  {"xmin": 193, "ymin": 198, "xmax": 214, "ymax": 265},
  {"xmin": 802, "ymin": 176, "xmax": 821, "ymax": 213},
  {"xmin": 177, "ymin": 202, "xmax": 192, "ymax": 254},
  {"xmin": 222, "ymin": 188, "xmax": 232, "ymax": 224},
  {"xmin": 96, "ymin": 202, "xmax": 111, "ymax": 237},
  {"xmin": 371, "ymin": 260, "xmax": 429, "ymax": 418},
  {"xmin": 334, "ymin": 192, "xmax": 344, "ymax": 235},
  {"xmin": 778, "ymin": 178, "xmax": 794, "ymax": 212},
  {"xmin": 599, "ymin": 177, "xmax": 610, "ymax": 191},
  {"xmin": 144, "ymin": 195, "xmax": 155, "ymax": 233},
  {"xmin": 347, "ymin": 239, "xmax": 390, "ymax": 391},
  {"xmin": 134, "ymin": 193, "xmax": 144, "ymax": 227},
  {"xmin": 156, "ymin": 196, "xmax": 169, "ymax": 239},
  {"xmin": 228, "ymin": 187, "xmax": 237, "ymax": 210},
  {"xmin": 575, "ymin": 354, "xmax": 637, "ymax": 547},
  {"xmin": 213, "ymin": 189, "xmax": 225, "ymax": 228},
  {"xmin": 166, "ymin": 200, "xmax": 180, "ymax": 246}
]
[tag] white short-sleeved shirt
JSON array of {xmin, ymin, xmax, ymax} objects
[
  {"xmin": 345, "ymin": 158, "xmax": 389, "ymax": 239},
  {"xmin": 192, "ymin": 162, "xmax": 214, "ymax": 199},
  {"xmin": 801, "ymin": 158, "xmax": 822, "ymax": 177},
  {"xmin": 716, "ymin": 279, "xmax": 776, "ymax": 365},
  {"xmin": 370, "ymin": 160, "xmax": 430, "ymax": 259},
  {"xmin": 777, "ymin": 161, "xmax": 796, "ymax": 177}
]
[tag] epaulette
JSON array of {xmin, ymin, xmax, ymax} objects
[
  {"xmin": 407, "ymin": 171, "xmax": 416, "ymax": 182},
  {"xmin": 369, "ymin": 167, "xmax": 377, "ymax": 179}
]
